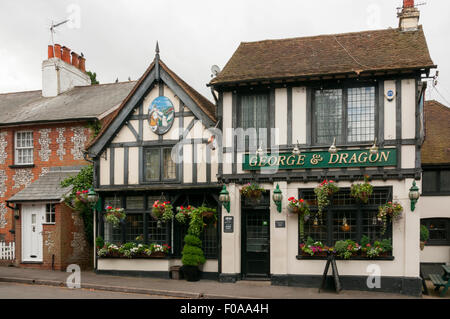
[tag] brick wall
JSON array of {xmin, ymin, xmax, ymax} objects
[{"xmin": 0, "ymin": 121, "xmax": 93, "ymax": 243}]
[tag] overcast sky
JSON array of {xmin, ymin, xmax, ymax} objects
[{"xmin": 1, "ymin": 0, "xmax": 449, "ymax": 106}]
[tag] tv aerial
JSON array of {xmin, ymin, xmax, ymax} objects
[{"xmin": 211, "ymin": 65, "xmax": 221, "ymax": 78}]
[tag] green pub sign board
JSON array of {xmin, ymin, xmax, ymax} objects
[{"xmin": 242, "ymin": 149, "xmax": 397, "ymax": 170}]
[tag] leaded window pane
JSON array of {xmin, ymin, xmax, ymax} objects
[
  {"xmin": 423, "ymin": 170, "xmax": 438, "ymax": 193},
  {"xmin": 145, "ymin": 149, "xmax": 160, "ymax": 181},
  {"xmin": 315, "ymin": 89, "xmax": 343, "ymax": 144},
  {"xmin": 148, "ymin": 219, "xmax": 169, "ymax": 245},
  {"xmin": 126, "ymin": 196, "xmax": 144, "ymax": 210},
  {"xmin": 125, "ymin": 214, "xmax": 144, "ymax": 242},
  {"xmin": 347, "ymin": 87, "xmax": 375, "ymax": 142},
  {"xmin": 239, "ymin": 94, "xmax": 268, "ymax": 149},
  {"xmin": 440, "ymin": 170, "xmax": 450, "ymax": 192},
  {"xmin": 163, "ymin": 148, "xmax": 176, "ymax": 180}
]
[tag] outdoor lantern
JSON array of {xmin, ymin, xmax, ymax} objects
[
  {"xmin": 219, "ymin": 185, "xmax": 231, "ymax": 213},
  {"xmin": 13, "ymin": 206, "xmax": 20, "ymax": 220},
  {"xmin": 370, "ymin": 138, "xmax": 379, "ymax": 155},
  {"xmin": 328, "ymin": 137, "xmax": 337, "ymax": 154},
  {"xmin": 272, "ymin": 184, "xmax": 283, "ymax": 213},
  {"xmin": 292, "ymin": 140, "xmax": 301, "ymax": 156},
  {"xmin": 409, "ymin": 180, "xmax": 420, "ymax": 212},
  {"xmin": 87, "ymin": 188, "xmax": 99, "ymax": 203},
  {"xmin": 256, "ymin": 145, "xmax": 264, "ymax": 157}
]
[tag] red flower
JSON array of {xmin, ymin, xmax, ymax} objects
[
  {"xmin": 180, "ymin": 206, "xmax": 184, "ymax": 210},
  {"xmin": 299, "ymin": 199, "xmax": 304, "ymax": 203},
  {"xmin": 288, "ymin": 197, "xmax": 295, "ymax": 201},
  {"xmin": 106, "ymin": 206, "xmax": 112, "ymax": 210}
]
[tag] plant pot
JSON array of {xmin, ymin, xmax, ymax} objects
[
  {"xmin": 201, "ymin": 211, "xmax": 215, "ymax": 221},
  {"xmin": 182, "ymin": 265, "xmax": 201, "ymax": 282},
  {"xmin": 287, "ymin": 205, "xmax": 299, "ymax": 214},
  {"xmin": 420, "ymin": 241, "xmax": 425, "ymax": 251}
]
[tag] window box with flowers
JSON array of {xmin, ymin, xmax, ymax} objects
[
  {"xmin": 97, "ymin": 242, "xmax": 171, "ymax": 259},
  {"xmin": 299, "ymin": 237, "xmax": 332, "ymax": 257}
]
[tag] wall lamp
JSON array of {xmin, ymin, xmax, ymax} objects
[
  {"xmin": 369, "ymin": 138, "xmax": 379, "ymax": 155},
  {"xmin": 272, "ymin": 184, "xmax": 283, "ymax": 213},
  {"xmin": 292, "ymin": 140, "xmax": 301, "ymax": 156},
  {"xmin": 328, "ymin": 137, "xmax": 337, "ymax": 154},
  {"xmin": 409, "ymin": 180, "xmax": 420, "ymax": 212},
  {"xmin": 219, "ymin": 185, "xmax": 231, "ymax": 213}
]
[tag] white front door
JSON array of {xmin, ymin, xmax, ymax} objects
[{"xmin": 22, "ymin": 204, "xmax": 45, "ymax": 262}]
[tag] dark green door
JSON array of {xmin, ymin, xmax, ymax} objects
[{"xmin": 241, "ymin": 208, "xmax": 270, "ymax": 279}]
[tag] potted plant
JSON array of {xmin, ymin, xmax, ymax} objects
[
  {"xmin": 175, "ymin": 205, "xmax": 195, "ymax": 224},
  {"xmin": 314, "ymin": 180, "xmax": 339, "ymax": 219},
  {"xmin": 152, "ymin": 200, "xmax": 174, "ymax": 222},
  {"xmin": 240, "ymin": 183, "xmax": 265, "ymax": 204},
  {"xmin": 181, "ymin": 234, "xmax": 206, "ymax": 282},
  {"xmin": 377, "ymin": 201, "xmax": 403, "ymax": 235},
  {"xmin": 334, "ymin": 240, "xmax": 360, "ymax": 259},
  {"xmin": 420, "ymin": 225, "xmax": 429, "ymax": 251},
  {"xmin": 105, "ymin": 206, "xmax": 126, "ymax": 228},
  {"xmin": 350, "ymin": 175, "xmax": 373, "ymax": 203}
]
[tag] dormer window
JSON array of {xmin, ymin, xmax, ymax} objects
[{"xmin": 14, "ymin": 131, "xmax": 34, "ymax": 165}]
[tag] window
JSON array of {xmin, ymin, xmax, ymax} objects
[
  {"xmin": 313, "ymin": 86, "xmax": 376, "ymax": 145},
  {"xmin": 15, "ymin": 131, "xmax": 33, "ymax": 165},
  {"xmin": 299, "ymin": 188, "xmax": 392, "ymax": 248},
  {"xmin": 144, "ymin": 147, "xmax": 177, "ymax": 182},
  {"xmin": 421, "ymin": 219, "xmax": 450, "ymax": 246},
  {"xmin": 237, "ymin": 93, "xmax": 269, "ymax": 150},
  {"xmin": 45, "ymin": 203, "xmax": 56, "ymax": 223},
  {"xmin": 422, "ymin": 167, "xmax": 450, "ymax": 195}
]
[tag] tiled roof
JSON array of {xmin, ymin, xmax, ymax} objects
[
  {"xmin": 422, "ymin": 100, "xmax": 450, "ymax": 165},
  {"xmin": 7, "ymin": 166, "xmax": 83, "ymax": 202},
  {"xmin": 210, "ymin": 26, "xmax": 436, "ymax": 86},
  {"xmin": 0, "ymin": 81, "xmax": 136, "ymax": 126}
]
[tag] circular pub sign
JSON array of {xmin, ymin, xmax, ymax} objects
[{"xmin": 148, "ymin": 96, "xmax": 175, "ymax": 135}]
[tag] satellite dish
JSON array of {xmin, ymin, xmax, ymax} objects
[{"xmin": 211, "ymin": 65, "xmax": 221, "ymax": 77}]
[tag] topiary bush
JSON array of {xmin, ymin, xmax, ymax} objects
[
  {"xmin": 181, "ymin": 234, "xmax": 206, "ymax": 267},
  {"xmin": 420, "ymin": 225, "xmax": 429, "ymax": 242}
]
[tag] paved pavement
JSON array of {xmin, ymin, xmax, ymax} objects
[
  {"xmin": 0, "ymin": 282, "xmax": 175, "ymax": 299},
  {"xmin": 0, "ymin": 265, "xmax": 437, "ymax": 299}
]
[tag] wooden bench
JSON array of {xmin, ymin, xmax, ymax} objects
[{"xmin": 429, "ymin": 273, "xmax": 450, "ymax": 297}]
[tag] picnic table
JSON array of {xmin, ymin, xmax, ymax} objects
[{"xmin": 429, "ymin": 265, "xmax": 450, "ymax": 297}]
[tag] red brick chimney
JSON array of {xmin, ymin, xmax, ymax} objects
[
  {"xmin": 54, "ymin": 44, "xmax": 62, "ymax": 59},
  {"xmin": 404, "ymin": 0, "xmax": 414, "ymax": 8},
  {"xmin": 78, "ymin": 56, "xmax": 86, "ymax": 72},
  {"xmin": 48, "ymin": 45, "xmax": 54, "ymax": 59},
  {"xmin": 71, "ymin": 52, "xmax": 79, "ymax": 68},
  {"xmin": 61, "ymin": 46, "xmax": 71, "ymax": 64}
]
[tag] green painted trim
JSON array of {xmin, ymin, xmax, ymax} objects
[{"xmin": 242, "ymin": 149, "xmax": 397, "ymax": 170}]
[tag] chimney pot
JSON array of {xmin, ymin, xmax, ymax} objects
[
  {"xmin": 48, "ymin": 45, "xmax": 54, "ymax": 59},
  {"xmin": 71, "ymin": 52, "xmax": 79, "ymax": 68},
  {"xmin": 54, "ymin": 44, "xmax": 62, "ymax": 59},
  {"xmin": 62, "ymin": 46, "xmax": 71, "ymax": 64},
  {"xmin": 404, "ymin": 0, "xmax": 414, "ymax": 8},
  {"xmin": 78, "ymin": 56, "xmax": 86, "ymax": 72}
]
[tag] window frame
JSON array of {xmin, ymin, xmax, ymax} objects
[
  {"xmin": 236, "ymin": 91, "xmax": 271, "ymax": 151},
  {"xmin": 14, "ymin": 131, "xmax": 34, "ymax": 165},
  {"xmin": 143, "ymin": 146, "xmax": 178, "ymax": 183},
  {"xmin": 421, "ymin": 166, "xmax": 450, "ymax": 196},
  {"xmin": 421, "ymin": 218, "xmax": 450, "ymax": 246},
  {"xmin": 45, "ymin": 203, "xmax": 56, "ymax": 224},
  {"xmin": 298, "ymin": 186, "xmax": 393, "ymax": 252},
  {"xmin": 312, "ymin": 83, "xmax": 378, "ymax": 146}
]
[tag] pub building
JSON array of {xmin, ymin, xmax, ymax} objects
[
  {"xmin": 209, "ymin": 1, "xmax": 434, "ymax": 296},
  {"xmin": 88, "ymin": 1, "xmax": 436, "ymax": 296}
]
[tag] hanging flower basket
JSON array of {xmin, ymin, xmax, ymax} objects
[
  {"xmin": 287, "ymin": 197, "xmax": 310, "ymax": 215},
  {"xmin": 175, "ymin": 205, "xmax": 195, "ymax": 224},
  {"xmin": 105, "ymin": 207, "xmax": 126, "ymax": 228},
  {"xmin": 377, "ymin": 201, "xmax": 403, "ymax": 235},
  {"xmin": 152, "ymin": 200, "xmax": 174, "ymax": 222},
  {"xmin": 240, "ymin": 183, "xmax": 265, "ymax": 204},
  {"xmin": 314, "ymin": 180, "xmax": 339, "ymax": 219},
  {"xmin": 350, "ymin": 175, "xmax": 374, "ymax": 204},
  {"xmin": 194, "ymin": 205, "xmax": 217, "ymax": 225}
]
